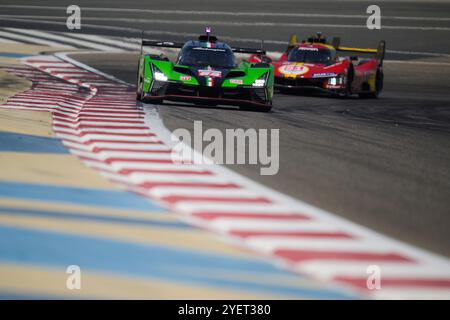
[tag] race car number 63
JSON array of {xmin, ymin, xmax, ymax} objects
[{"xmin": 222, "ymin": 304, "xmax": 270, "ymax": 315}]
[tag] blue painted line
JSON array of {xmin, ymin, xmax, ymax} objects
[
  {"xmin": 0, "ymin": 225, "xmax": 357, "ymax": 299},
  {"xmin": 0, "ymin": 131, "xmax": 69, "ymax": 154},
  {"xmin": 0, "ymin": 205, "xmax": 188, "ymax": 229},
  {"xmin": 0, "ymin": 180, "xmax": 167, "ymax": 212},
  {"xmin": 0, "ymin": 53, "xmax": 31, "ymax": 58},
  {"xmin": 0, "ymin": 291, "xmax": 70, "ymax": 300}
]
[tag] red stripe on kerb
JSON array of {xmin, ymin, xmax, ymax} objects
[
  {"xmin": 57, "ymin": 138, "xmax": 163, "ymax": 146},
  {"xmin": 82, "ymin": 107, "xmax": 139, "ymax": 111},
  {"xmin": 49, "ymin": 71, "xmax": 90, "ymax": 75},
  {"xmin": 161, "ymin": 195, "xmax": 271, "ymax": 204},
  {"xmin": 91, "ymin": 147, "xmax": 171, "ymax": 153},
  {"xmin": 78, "ymin": 110, "xmax": 144, "ymax": 114},
  {"xmin": 54, "ymin": 124, "xmax": 148, "ymax": 130},
  {"xmin": 102, "ymin": 158, "xmax": 180, "ymax": 164},
  {"xmin": 230, "ymin": 230, "xmax": 354, "ymax": 239},
  {"xmin": 54, "ymin": 118, "xmax": 144, "ymax": 124},
  {"xmin": 118, "ymin": 168, "xmax": 212, "ymax": 175},
  {"xmin": 274, "ymin": 249, "xmax": 414, "ymax": 263},
  {"xmin": 26, "ymin": 60, "xmax": 67, "ymax": 63},
  {"xmin": 86, "ymin": 139, "xmax": 162, "ymax": 145},
  {"xmin": 41, "ymin": 66, "xmax": 78, "ymax": 69},
  {"xmin": 192, "ymin": 212, "xmax": 311, "ymax": 221},
  {"xmin": 138, "ymin": 182, "xmax": 240, "ymax": 189},
  {"xmin": 53, "ymin": 131, "xmax": 155, "ymax": 137},
  {"xmin": 334, "ymin": 276, "xmax": 450, "ymax": 289},
  {"xmin": 78, "ymin": 114, "xmax": 144, "ymax": 119}
]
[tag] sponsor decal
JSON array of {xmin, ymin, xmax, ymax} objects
[
  {"xmin": 198, "ymin": 69, "xmax": 222, "ymax": 78},
  {"xmin": 192, "ymin": 47, "xmax": 226, "ymax": 52},
  {"xmin": 298, "ymin": 47, "xmax": 319, "ymax": 51},
  {"xmin": 180, "ymin": 75, "xmax": 191, "ymax": 81},
  {"xmin": 312, "ymin": 72, "xmax": 338, "ymax": 78},
  {"xmin": 278, "ymin": 63, "xmax": 309, "ymax": 76},
  {"xmin": 229, "ymin": 79, "xmax": 243, "ymax": 85}
]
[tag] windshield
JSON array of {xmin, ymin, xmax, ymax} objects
[
  {"xmin": 287, "ymin": 47, "xmax": 334, "ymax": 64},
  {"xmin": 177, "ymin": 47, "xmax": 236, "ymax": 68}
]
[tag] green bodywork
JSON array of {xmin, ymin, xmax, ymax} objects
[{"xmin": 138, "ymin": 54, "xmax": 274, "ymax": 101}]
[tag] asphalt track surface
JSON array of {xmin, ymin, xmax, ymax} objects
[{"xmin": 1, "ymin": 0, "xmax": 449, "ymax": 258}]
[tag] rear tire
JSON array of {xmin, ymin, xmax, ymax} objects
[{"xmin": 359, "ymin": 69, "xmax": 383, "ymax": 99}]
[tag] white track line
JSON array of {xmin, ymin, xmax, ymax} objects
[
  {"xmin": 1, "ymin": 5, "xmax": 449, "ymax": 21},
  {"xmin": 65, "ymin": 33, "xmax": 140, "ymax": 50},
  {"xmin": 0, "ymin": 37, "xmax": 20, "ymax": 44},
  {"xmin": 3, "ymin": 26, "xmax": 450, "ymax": 60},
  {"xmin": 0, "ymin": 30, "xmax": 74, "ymax": 48},
  {"xmin": 3, "ymin": 16, "xmax": 450, "ymax": 31},
  {"xmin": 5, "ymin": 28, "xmax": 123, "ymax": 52}
]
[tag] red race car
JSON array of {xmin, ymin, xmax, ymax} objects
[{"xmin": 250, "ymin": 33, "xmax": 385, "ymax": 98}]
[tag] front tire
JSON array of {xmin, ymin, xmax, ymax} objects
[
  {"xmin": 136, "ymin": 64, "xmax": 145, "ymax": 101},
  {"xmin": 136, "ymin": 77, "xmax": 143, "ymax": 101},
  {"xmin": 340, "ymin": 65, "xmax": 354, "ymax": 98},
  {"xmin": 136, "ymin": 60, "xmax": 143, "ymax": 101}
]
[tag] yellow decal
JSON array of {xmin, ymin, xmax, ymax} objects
[{"xmin": 278, "ymin": 63, "xmax": 309, "ymax": 78}]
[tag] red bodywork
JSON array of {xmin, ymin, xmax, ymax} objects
[{"xmin": 249, "ymin": 41, "xmax": 383, "ymax": 97}]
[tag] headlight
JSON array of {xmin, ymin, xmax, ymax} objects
[
  {"xmin": 328, "ymin": 74, "xmax": 345, "ymax": 86},
  {"xmin": 152, "ymin": 64, "xmax": 168, "ymax": 82},
  {"xmin": 252, "ymin": 73, "xmax": 268, "ymax": 87},
  {"xmin": 154, "ymin": 71, "xmax": 168, "ymax": 82}
]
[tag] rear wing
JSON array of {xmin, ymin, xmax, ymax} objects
[
  {"xmin": 141, "ymin": 40, "xmax": 266, "ymax": 55},
  {"xmin": 140, "ymin": 31, "xmax": 266, "ymax": 56},
  {"xmin": 140, "ymin": 39, "xmax": 185, "ymax": 56},
  {"xmin": 141, "ymin": 40, "xmax": 185, "ymax": 48},
  {"xmin": 332, "ymin": 37, "xmax": 386, "ymax": 65}
]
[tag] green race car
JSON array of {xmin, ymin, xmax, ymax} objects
[{"xmin": 136, "ymin": 28, "xmax": 274, "ymax": 111}]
